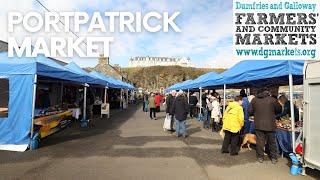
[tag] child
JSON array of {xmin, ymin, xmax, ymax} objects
[{"xmin": 221, "ymin": 96, "xmax": 244, "ymax": 156}]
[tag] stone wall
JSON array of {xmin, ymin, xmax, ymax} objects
[{"xmin": 95, "ymin": 55, "xmax": 124, "ymax": 80}]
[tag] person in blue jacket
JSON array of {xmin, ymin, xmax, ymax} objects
[{"xmin": 240, "ymin": 89, "xmax": 250, "ymax": 134}]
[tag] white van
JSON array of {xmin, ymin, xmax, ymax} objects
[{"xmin": 303, "ymin": 61, "xmax": 320, "ymax": 172}]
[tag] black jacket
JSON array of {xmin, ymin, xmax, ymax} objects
[
  {"xmin": 171, "ymin": 95, "xmax": 189, "ymax": 121},
  {"xmin": 166, "ymin": 94, "xmax": 175, "ymax": 114},
  {"xmin": 189, "ymin": 95, "xmax": 198, "ymax": 106},
  {"xmin": 201, "ymin": 93, "xmax": 207, "ymax": 108},
  {"xmin": 249, "ymin": 91, "xmax": 282, "ymax": 131}
]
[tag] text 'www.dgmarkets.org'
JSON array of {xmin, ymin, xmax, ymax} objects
[{"xmin": 236, "ymin": 47, "xmax": 316, "ymax": 59}]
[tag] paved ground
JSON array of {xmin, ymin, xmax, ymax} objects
[{"xmin": 1, "ymin": 104, "xmax": 319, "ymax": 180}]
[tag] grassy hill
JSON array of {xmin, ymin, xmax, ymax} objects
[{"xmin": 123, "ymin": 66, "xmax": 226, "ymax": 91}]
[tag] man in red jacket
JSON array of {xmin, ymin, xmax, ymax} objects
[{"xmin": 155, "ymin": 93, "xmax": 162, "ymax": 112}]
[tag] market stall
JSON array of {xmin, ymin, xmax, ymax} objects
[
  {"xmin": 0, "ymin": 53, "xmax": 112, "ymax": 151},
  {"xmin": 65, "ymin": 62, "xmax": 111, "ymax": 119},
  {"xmin": 166, "ymin": 60, "xmax": 305, "ymax": 153},
  {"xmin": 200, "ymin": 60, "xmax": 305, "ymax": 153}
]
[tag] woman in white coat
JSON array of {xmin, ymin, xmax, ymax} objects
[{"xmin": 211, "ymin": 96, "xmax": 221, "ymax": 132}]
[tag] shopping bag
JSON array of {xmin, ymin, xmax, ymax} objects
[{"xmin": 163, "ymin": 113, "xmax": 172, "ymax": 131}]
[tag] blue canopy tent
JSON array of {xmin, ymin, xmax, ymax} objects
[
  {"xmin": 89, "ymin": 71, "xmax": 134, "ymax": 109},
  {"xmin": 65, "ymin": 62, "xmax": 116, "ymax": 113},
  {"xmin": 65, "ymin": 62, "xmax": 110, "ymax": 87},
  {"xmin": 89, "ymin": 71, "xmax": 123, "ymax": 89},
  {"xmin": 90, "ymin": 71, "xmax": 134, "ymax": 90},
  {"xmin": 201, "ymin": 60, "xmax": 304, "ymax": 89},
  {"xmin": 166, "ymin": 82, "xmax": 181, "ymax": 92},
  {"xmin": 201, "ymin": 60, "xmax": 305, "ymax": 152},
  {"xmin": 0, "ymin": 52, "xmax": 94, "ymax": 151},
  {"xmin": 168, "ymin": 79, "xmax": 193, "ymax": 91},
  {"xmin": 166, "ymin": 72, "xmax": 220, "ymax": 113},
  {"xmin": 180, "ymin": 72, "xmax": 220, "ymax": 90}
]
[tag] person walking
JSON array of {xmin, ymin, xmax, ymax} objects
[
  {"xmin": 221, "ymin": 96, "xmax": 244, "ymax": 156},
  {"xmin": 166, "ymin": 90, "xmax": 176, "ymax": 132},
  {"xmin": 155, "ymin": 93, "xmax": 162, "ymax": 112},
  {"xmin": 211, "ymin": 96, "xmax": 221, "ymax": 132},
  {"xmin": 171, "ymin": 91, "xmax": 189, "ymax": 138},
  {"xmin": 240, "ymin": 89, "xmax": 250, "ymax": 134},
  {"xmin": 201, "ymin": 90, "xmax": 209, "ymax": 128},
  {"xmin": 249, "ymin": 88, "xmax": 282, "ymax": 164},
  {"xmin": 189, "ymin": 92, "xmax": 198, "ymax": 118},
  {"xmin": 149, "ymin": 93, "xmax": 157, "ymax": 120},
  {"xmin": 205, "ymin": 95, "xmax": 213, "ymax": 129},
  {"xmin": 142, "ymin": 93, "xmax": 148, "ymax": 112}
]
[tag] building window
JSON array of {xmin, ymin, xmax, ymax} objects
[{"xmin": 0, "ymin": 78, "xmax": 9, "ymax": 118}]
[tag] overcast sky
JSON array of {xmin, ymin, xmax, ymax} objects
[{"xmin": 0, "ymin": 0, "xmax": 237, "ymax": 68}]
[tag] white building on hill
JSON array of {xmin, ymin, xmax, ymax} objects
[{"xmin": 128, "ymin": 56, "xmax": 193, "ymax": 67}]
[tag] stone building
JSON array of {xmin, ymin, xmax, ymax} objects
[
  {"xmin": 95, "ymin": 55, "xmax": 129, "ymax": 82},
  {"xmin": 128, "ymin": 56, "xmax": 193, "ymax": 68}
]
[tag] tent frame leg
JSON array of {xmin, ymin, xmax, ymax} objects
[
  {"xmin": 30, "ymin": 74, "xmax": 38, "ymax": 139},
  {"xmin": 289, "ymin": 74, "xmax": 296, "ymax": 153},
  {"xmin": 199, "ymin": 87, "xmax": 202, "ymax": 118},
  {"xmin": 187, "ymin": 89, "xmax": 190, "ymax": 104},
  {"xmin": 120, "ymin": 89, "xmax": 123, "ymax": 109},
  {"xmin": 223, "ymin": 84, "xmax": 226, "ymax": 114}
]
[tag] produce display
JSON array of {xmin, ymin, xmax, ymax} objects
[{"xmin": 276, "ymin": 118, "xmax": 302, "ymax": 131}]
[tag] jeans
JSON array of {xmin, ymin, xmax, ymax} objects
[
  {"xmin": 142, "ymin": 102, "xmax": 145, "ymax": 112},
  {"xmin": 175, "ymin": 119, "xmax": 187, "ymax": 136},
  {"xmin": 170, "ymin": 115, "xmax": 175, "ymax": 130},
  {"xmin": 149, "ymin": 108, "xmax": 156, "ymax": 119},
  {"xmin": 255, "ymin": 130, "xmax": 278, "ymax": 159},
  {"xmin": 203, "ymin": 109, "xmax": 210, "ymax": 128},
  {"xmin": 144, "ymin": 102, "xmax": 149, "ymax": 112},
  {"xmin": 221, "ymin": 130, "xmax": 240, "ymax": 155}
]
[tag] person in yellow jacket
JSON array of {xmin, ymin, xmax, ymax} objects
[{"xmin": 221, "ymin": 96, "xmax": 244, "ymax": 156}]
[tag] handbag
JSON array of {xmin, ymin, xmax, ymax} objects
[{"xmin": 163, "ymin": 113, "xmax": 172, "ymax": 131}]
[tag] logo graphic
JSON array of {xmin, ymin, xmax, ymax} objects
[{"xmin": 233, "ymin": 0, "xmax": 320, "ymax": 60}]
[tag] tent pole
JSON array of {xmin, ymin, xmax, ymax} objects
[
  {"xmin": 187, "ymin": 89, "xmax": 190, "ymax": 104},
  {"xmin": 223, "ymin": 84, "xmax": 226, "ymax": 114},
  {"xmin": 126, "ymin": 89, "xmax": 129, "ymax": 106},
  {"xmin": 30, "ymin": 74, "xmax": 38, "ymax": 139},
  {"xmin": 289, "ymin": 74, "xmax": 296, "ymax": 153},
  {"xmin": 199, "ymin": 87, "xmax": 202, "ymax": 116},
  {"xmin": 104, "ymin": 87, "xmax": 108, "ymax": 103},
  {"xmin": 60, "ymin": 82, "xmax": 64, "ymax": 105},
  {"xmin": 83, "ymin": 84, "xmax": 88, "ymax": 121},
  {"xmin": 120, "ymin": 89, "xmax": 123, "ymax": 109}
]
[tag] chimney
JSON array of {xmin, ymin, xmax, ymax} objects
[
  {"xmin": 114, "ymin": 64, "xmax": 121, "ymax": 72},
  {"xmin": 99, "ymin": 54, "xmax": 109, "ymax": 65}
]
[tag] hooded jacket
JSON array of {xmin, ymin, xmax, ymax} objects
[
  {"xmin": 165, "ymin": 94, "xmax": 175, "ymax": 114},
  {"xmin": 248, "ymin": 91, "xmax": 282, "ymax": 131},
  {"xmin": 222, "ymin": 102, "xmax": 244, "ymax": 133},
  {"xmin": 171, "ymin": 94, "xmax": 189, "ymax": 121}
]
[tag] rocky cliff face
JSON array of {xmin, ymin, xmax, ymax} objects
[{"xmin": 123, "ymin": 66, "xmax": 226, "ymax": 91}]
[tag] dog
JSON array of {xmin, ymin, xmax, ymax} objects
[{"xmin": 241, "ymin": 133, "xmax": 257, "ymax": 150}]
